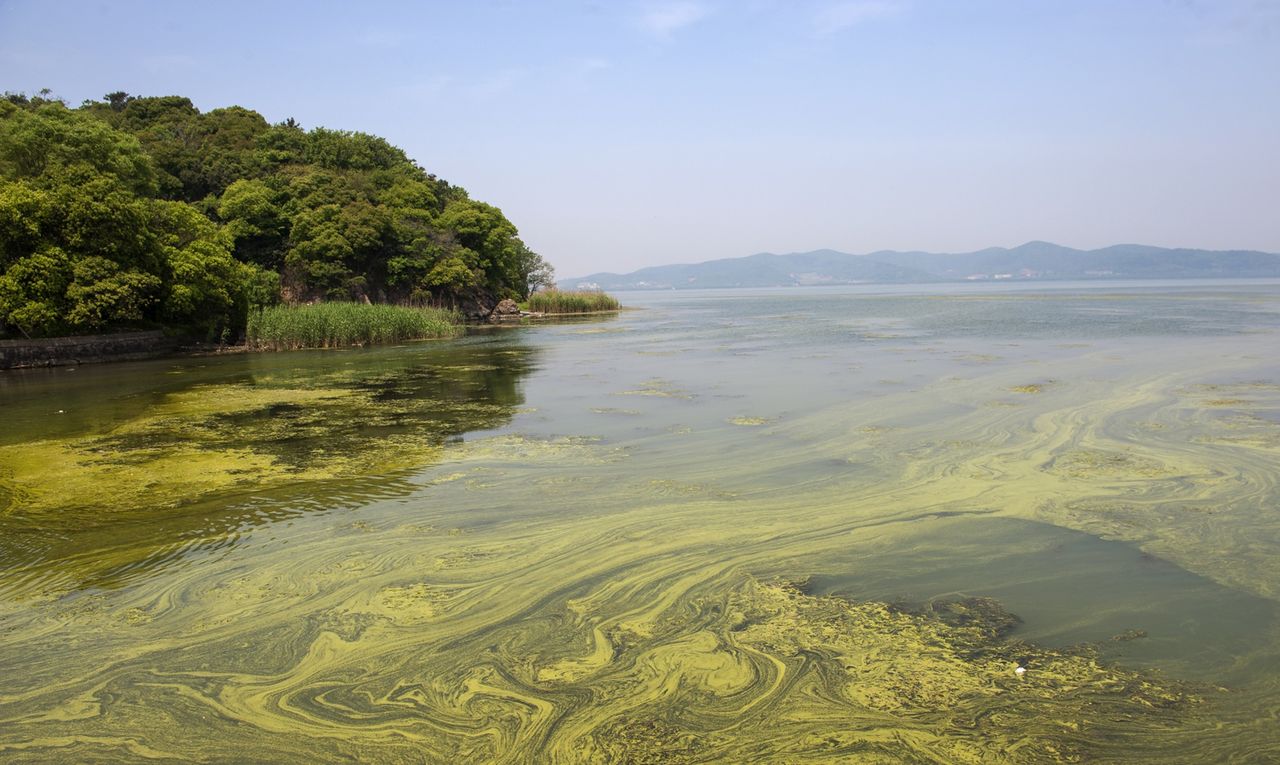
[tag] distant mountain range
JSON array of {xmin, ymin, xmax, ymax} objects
[{"xmin": 565, "ymin": 242, "xmax": 1280, "ymax": 291}]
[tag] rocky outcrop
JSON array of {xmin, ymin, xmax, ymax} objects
[{"xmin": 489, "ymin": 299, "xmax": 521, "ymax": 322}]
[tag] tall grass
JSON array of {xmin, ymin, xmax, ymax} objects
[
  {"xmin": 246, "ymin": 303, "xmax": 461, "ymax": 350},
  {"xmin": 523, "ymin": 290, "xmax": 620, "ymax": 314}
]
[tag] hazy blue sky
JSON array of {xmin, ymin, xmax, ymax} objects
[{"xmin": 3, "ymin": 0, "xmax": 1278, "ymax": 276}]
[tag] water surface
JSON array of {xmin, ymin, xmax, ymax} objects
[{"xmin": 3, "ymin": 281, "xmax": 1280, "ymax": 762}]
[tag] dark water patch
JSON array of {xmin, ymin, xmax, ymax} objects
[{"xmin": 808, "ymin": 516, "xmax": 1280, "ymax": 684}]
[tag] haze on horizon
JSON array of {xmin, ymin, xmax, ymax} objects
[{"xmin": 3, "ymin": 0, "xmax": 1277, "ymax": 277}]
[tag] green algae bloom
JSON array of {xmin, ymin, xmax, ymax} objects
[{"xmin": 3, "ymin": 285, "xmax": 1280, "ymax": 762}]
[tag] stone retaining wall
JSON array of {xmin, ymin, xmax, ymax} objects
[{"xmin": 0, "ymin": 331, "xmax": 179, "ymax": 369}]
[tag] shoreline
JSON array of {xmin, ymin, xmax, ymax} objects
[{"xmin": 0, "ymin": 310, "xmax": 628, "ymax": 370}]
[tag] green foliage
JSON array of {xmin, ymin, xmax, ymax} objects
[
  {"xmin": 0, "ymin": 91, "xmax": 552, "ymax": 341},
  {"xmin": 517, "ymin": 242, "xmax": 556, "ymax": 296},
  {"xmin": 0, "ymin": 246, "xmax": 73, "ymax": 336},
  {"xmin": 151, "ymin": 199, "xmax": 260, "ymax": 336},
  {"xmin": 246, "ymin": 302, "xmax": 460, "ymax": 350},
  {"xmin": 217, "ymin": 178, "xmax": 288, "ymax": 269},
  {"xmin": 64, "ymin": 256, "xmax": 162, "ymax": 329},
  {"xmin": 304, "ymin": 128, "xmax": 407, "ymax": 171},
  {"xmin": 424, "ymin": 253, "xmax": 480, "ymax": 293},
  {"xmin": 82, "ymin": 96, "xmax": 269, "ymax": 200},
  {"xmin": 255, "ymin": 121, "xmax": 308, "ymax": 167},
  {"xmin": 0, "ymin": 100, "xmax": 156, "ymax": 195},
  {"xmin": 218, "ymin": 179, "xmax": 284, "ymax": 238},
  {"xmin": 55, "ymin": 176, "xmax": 157, "ymax": 269},
  {"xmin": 243, "ymin": 266, "xmax": 282, "ymax": 310},
  {"xmin": 0, "ymin": 180, "xmax": 50, "ymax": 261},
  {"xmin": 523, "ymin": 289, "xmax": 620, "ymax": 314}
]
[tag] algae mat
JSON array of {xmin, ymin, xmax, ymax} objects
[{"xmin": 2, "ymin": 283, "xmax": 1280, "ymax": 762}]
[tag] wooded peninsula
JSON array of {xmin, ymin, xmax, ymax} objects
[{"xmin": 0, "ymin": 91, "xmax": 557, "ymax": 342}]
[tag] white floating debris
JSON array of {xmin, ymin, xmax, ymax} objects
[{"xmin": 1015, "ymin": 666, "xmax": 1027, "ymax": 677}]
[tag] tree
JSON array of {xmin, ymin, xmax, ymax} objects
[
  {"xmin": 105, "ymin": 91, "xmax": 133, "ymax": 112},
  {"xmin": 305, "ymin": 128, "xmax": 407, "ymax": 171},
  {"xmin": 0, "ymin": 100, "xmax": 157, "ymax": 195},
  {"xmin": 153, "ymin": 199, "xmax": 260, "ymax": 336},
  {"xmin": 64, "ymin": 256, "xmax": 161, "ymax": 330},
  {"xmin": 0, "ymin": 247, "xmax": 73, "ymax": 336},
  {"xmin": 517, "ymin": 243, "xmax": 555, "ymax": 298},
  {"xmin": 435, "ymin": 199, "xmax": 526, "ymax": 298},
  {"xmin": 218, "ymin": 178, "xmax": 288, "ymax": 268},
  {"xmin": 0, "ymin": 181, "xmax": 49, "ymax": 266},
  {"xmin": 0, "ymin": 91, "xmax": 560, "ymax": 338}
]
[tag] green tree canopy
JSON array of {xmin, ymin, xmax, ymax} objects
[{"xmin": 0, "ymin": 91, "xmax": 553, "ymax": 339}]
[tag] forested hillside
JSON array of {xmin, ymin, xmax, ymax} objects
[{"xmin": 0, "ymin": 91, "xmax": 552, "ymax": 339}]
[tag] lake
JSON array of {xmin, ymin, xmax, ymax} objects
[{"xmin": 3, "ymin": 280, "xmax": 1280, "ymax": 763}]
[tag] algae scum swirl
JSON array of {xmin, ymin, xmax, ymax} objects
[{"xmin": 3, "ymin": 282, "xmax": 1280, "ymax": 763}]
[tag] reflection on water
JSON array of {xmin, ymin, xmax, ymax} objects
[
  {"xmin": 0, "ymin": 337, "xmax": 541, "ymax": 594},
  {"xmin": 2, "ymin": 281, "xmax": 1280, "ymax": 762}
]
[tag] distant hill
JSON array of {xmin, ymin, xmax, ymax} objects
[{"xmin": 566, "ymin": 242, "xmax": 1280, "ymax": 290}]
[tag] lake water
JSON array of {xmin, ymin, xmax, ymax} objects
[{"xmin": 3, "ymin": 281, "xmax": 1280, "ymax": 762}]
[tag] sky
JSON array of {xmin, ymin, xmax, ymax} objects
[{"xmin": 2, "ymin": 0, "xmax": 1278, "ymax": 276}]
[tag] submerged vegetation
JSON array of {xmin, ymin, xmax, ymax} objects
[
  {"xmin": 0, "ymin": 91, "xmax": 554, "ymax": 341},
  {"xmin": 524, "ymin": 289, "xmax": 620, "ymax": 314},
  {"xmin": 246, "ymin": 303, "xmax": 460, "ymax": 350}
]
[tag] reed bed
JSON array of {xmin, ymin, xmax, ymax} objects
[
  {"xmin": 523, "ymin": 290, "xmax": 620, "ymax": 314},
  {"xmin": 246, "ymin": 303, "xmax": 461, "ymax": 350}
]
